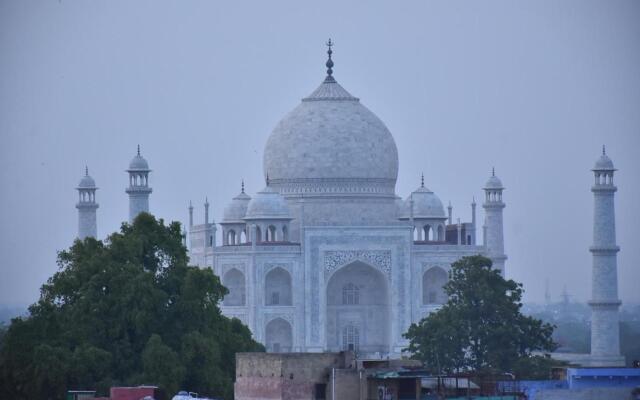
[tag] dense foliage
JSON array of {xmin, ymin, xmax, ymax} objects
[
  {"xmin": 404, "ymin": 255, "xmax": 557, "ymax": 376},
  {"xmin": 0, "ymin": 213, "xmax": 263, "ymax": 400}
]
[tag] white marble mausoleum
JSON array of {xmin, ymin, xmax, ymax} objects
[{"xmin": 185, "ymin": 44, "xmax": 507, "ymax": 357}]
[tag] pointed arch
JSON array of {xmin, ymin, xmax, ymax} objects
[
  {"xmin": 222, "ymin": 268, "xmax": 245, "ymax": 306},
  {"xmin": 326, "ymin": 261, "xmax": 390, "ymax": 354},
  {"xmin": 267, "ymin": 225, "xmax": 277, "ymax": 242},
  {"xmin": 422, "ymin": 266, "xmax": 448, "ymax": 305},
  {"xmin": 265, "ymin": 318, "xmax": 292, "ymax": 353},
  {"xmin": 227, "ymin": 229, "xmax": 236, "ymax": 246},
  {"xmin": 265, "ymin": 267, "xmax": 292, "ymax": 306}
]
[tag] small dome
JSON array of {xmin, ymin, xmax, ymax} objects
[
  {"xmin": 594, "ymin": 153, "xmax": 614, "ymax": 170},
  {"xmin": 78, "ymin": 174, "xmax": 96, "ymax": 188},
  {"xmin": 223, "ymin": 191, "xmax": 251, "ymax": 222},
  {"xmin": 77, "ymin": 167, "xmax": 96, "ymax": 188},
  {"xmin": 484, "ymin": 170, "xmax": 503, "ymax": 189},
  {"xmin": 244, "ymin": 186, "xmax": 291, "ymax": 220},
  {"xmin": 129, "ymin": 154, "xmax": 149, "ymax": 170},
  {"xmin": 128, "ymin": 146, "xmax": 150, "ymax": 171},
  {"xmin": 401, "ymin": 186, "xmax": 446, "ymax": 219}
]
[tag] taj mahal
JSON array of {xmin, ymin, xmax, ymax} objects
[{"xmin": 73, "ymin": 43, "xmax": 623, "ymax": 365}]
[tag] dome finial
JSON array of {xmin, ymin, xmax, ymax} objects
[
  {"xmin": 602, "ymin": 144, "xmax": 606, "ymax": 155},
  {"xmin": 492, "ymin": 167, "xmax": 495, "ymax": 177},
  {"xmin": 85, "ymin": 165, "xmax": 89, "ymax": 176},
  {"xmin": 241, "ymin": 179, "xmax": 245, "ymax": 193},
  {"xmin": 324, "ymin": 38, "xmax": 335, "ymax": 82},
  {"xmin": 137, "ymin": 144, "xmax": 141, "ymax": 156},
  {"xmin": 421, "ymin": 172, "xmax": 424, "ymax": 188},
  {"xmin": 266, "ymin": 172, "xmax": 270, "ymax": 186}
]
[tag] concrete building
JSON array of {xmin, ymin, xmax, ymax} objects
[
  {"xmin": 234, "ymin": 352, "xmax": 425, "ymax": 400},
  {"xmin": 187, "ymin": 43, "xmax": 507, "ymax": 357},
  {"xmin": 76, "ymin": 166, "xmax": 98, "ymax": 239}
]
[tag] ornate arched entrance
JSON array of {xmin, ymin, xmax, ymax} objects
[
  {"xmin": 325, "ymin": 260, "xmax": 390, "ymax": 354},
  {"xmin": 265, "ymin": 317, "xmax": 292, "ymax": 353}
]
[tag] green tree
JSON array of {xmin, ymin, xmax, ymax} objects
[
  {"xmin": 0, "ymin": 213, "xmax": 263, "ymax": 400},
  {"xmin": 404, "ymin": 255, "xmax": 556, "ymax": 375},
  {"xmin": 142, "ymin": 334, "xmax": 185, "ymax": 396}
]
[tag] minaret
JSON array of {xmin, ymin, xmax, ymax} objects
[
  {"xmin": 588, "ymin": 146, "xmax": 624, "ymax": 366},
  {"xmin": 482, "ymin": 168, "xmax": 507, "ymax": 275},
  {"xmin": 447, "ymin": 201, "xmax": 453, "ymax": 225},
  {"xmin": 204, "ymin": 197, "xmax": 210, "ymax": 225},
  {"xmin": 125, "ymin": 145, "xmax": 152, "ymax": 223},
  {"xmin": 76, "ymin": 166, "xmax": 99, "ymax": 239},
  {"xmin": 471, "ymin": 197, "xmax": 477, "ymax": 245}
]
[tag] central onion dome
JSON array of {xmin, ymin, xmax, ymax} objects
[{"xmin": 263, "ymin": 42, "xmax": 399, "ymax": 196}]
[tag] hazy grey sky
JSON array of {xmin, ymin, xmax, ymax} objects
[{"xmin": 1, "ymin": 0, "xmax": 639, "ymax": 307}]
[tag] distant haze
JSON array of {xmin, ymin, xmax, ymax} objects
[{"xmin": 1, "ymin": 1, "xmax": 639, "ymax": 306}]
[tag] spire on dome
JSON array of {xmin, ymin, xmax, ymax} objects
[
  {"xmin": 85, "ymin": 166, "xmax": 89, "ymax": 176},
  {"xmin": 421, "ymin": 172, "xmax": 424, "ymax": 188},
  {"xmin": 492, "ymin": 167, "xmax": 495, "ymax": 177},
  {"xmin": 241, "ymin": 179, "xmax": 245, "ymax": 194},
  {"xmin": 602, "ymin": 144, "xmax": 606, "ymax": 155},
  {"xmin": 137, "ymin": 144, "xmax": 141, "ymax": 156},
  {"xmin": 266, "ymin": 173, "xmax": 270, "ymax": 186},
  {"xmin": 324, "ymin": 38, "xmax": 335, "ymax": 83}
]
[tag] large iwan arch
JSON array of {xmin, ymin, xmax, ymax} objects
[
  {"xmin": 264, "ymin": 267, "xmax": 292, "ymax": 306},
  {"xmin": 222, "ymin": 268, "xmax": 246, "ymax": 306},
  {"xmin": 326, "ymin": 261, "xmax": 390, "ymax": 354},
  {"xmin": 265, "ymin": 318, "xmax": 292, "ymax": 353}
]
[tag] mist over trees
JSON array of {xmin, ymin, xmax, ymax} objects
[{"xmin": 0, "ymin": 213, "xmax": 263, "ymax": 400}]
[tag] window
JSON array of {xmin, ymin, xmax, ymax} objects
[
  {"xmin": 271, "ymin": 292, "xmax": 280, "ymax": 305},
  {"xmin": 342, "ymin": 324, "xmax": 359, "ymax": 352},
  {"xmin": 342, "ymin": 283, "xmax": 359, "ymax": 305},
  {"xmin": 429, "ymin": 291, "xmax": 436, "ymax": 304},
  {"xmin": 314, "ymin": 383, "xmax": 327, "ymax": 400}
]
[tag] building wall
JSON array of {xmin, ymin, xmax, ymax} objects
[
  {"xmin": 235, "ymin": 353, "xmax": 351, "ymax": 400},
  {"xmin": 201, "ymin": 225, "xmax": 489, "ymax": 355},
  {"xmin": 128, "ymin": 192, "xmax": 149, "ymax": 222},
  {"xmin": 77, "ymin": 207, "xmax": 97, "ymax": 239}
]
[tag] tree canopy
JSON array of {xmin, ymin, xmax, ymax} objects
[
  {"xmin": 0, "ymin": 213, "xmax": 263, "ymax": 400},
  {"xmin": 404, "ymin": 255, "xmax": 557, "ymax": 376}
]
